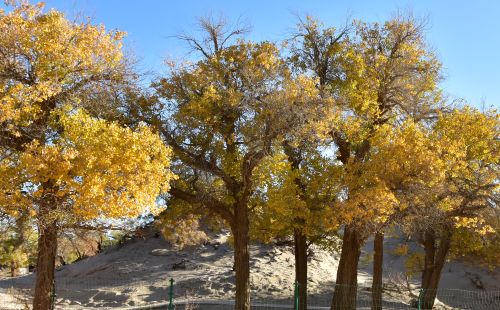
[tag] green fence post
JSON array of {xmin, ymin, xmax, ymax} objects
[
  {"xmin": 417, "ymin": 288, "xmax": 424, "ymax": 310},
  {"xmin": 294, "ymin": 281, "xmax": 299, "ymax": 310},
  {"xmin": 168, "ymin": 278, "xmax": 174, "ymax": 310}
]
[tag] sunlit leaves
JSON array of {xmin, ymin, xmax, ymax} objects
[
  {"xmin": 0, "ymin": 2, "xmax": 174, "ymax": 226},
  {"xmin": 155, "ymin": 35, "xmax": 323, "ymax": 228},
  {"xmin": 0, "ymin": 108, "xmax": 174, "ymax": 221},
  {"xmin": 0, "ymin": 1, "xmax": 125, "ymax": 133}
]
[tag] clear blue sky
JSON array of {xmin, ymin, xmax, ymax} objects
[{"xmin": 6, "ymin": 1, "xmax": 500, "ymax": 108}]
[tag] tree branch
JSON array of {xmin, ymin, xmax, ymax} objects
[{"xmin": 169, "ymin": 186, "xmax": 233, "ymax": 222}]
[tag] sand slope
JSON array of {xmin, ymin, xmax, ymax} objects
[{"xmin": 0, "ymin": 230, "xmax": 498, "ymax": 309}]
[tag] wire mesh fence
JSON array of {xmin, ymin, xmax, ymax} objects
[{"xmin": 1, "ymin": 275, "xmax": 499, "ymax": 309}]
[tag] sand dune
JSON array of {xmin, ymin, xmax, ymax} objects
[{"xmin": 0, "ymin": 229, "xmax": 498, "ymax": 309}]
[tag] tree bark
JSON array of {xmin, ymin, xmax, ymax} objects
[
  {"xmin": 33, "ymin": 220, "xmax": 58, "ymax": 310},
  {"xmin": 294, "ymin": 229, "xmax": 308, "ymax": 310},
  {"xmin": 421, "ymin": 230, "xmax": 435, "ymax": 290},
  {"xmin": 331, "ymin": 225, "xmax": 362, "ymax": 310},
  {"xmin": 283, "ymin": 141, "xmax": 308, "ymax": 309},
  {"xmin": 420, "ymin": 229, "xmax": 451, "ymax": 310},
  {"xmin": 371, "ymin": 232, "xmax": 384, "ymax": 310},
  {"xmin": 33, "ymin": 184, "xmax": 59, "ymax": 310},
  {"xmin": 10, "ymin": 260, "xmax": 18, "ymax": 277},
  {"xmin": 233, "ymin": 204, "xmax": 250, "ymax": 310}
]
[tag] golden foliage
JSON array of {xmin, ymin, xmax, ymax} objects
[
  {"xmin": 0, "ymin": 108, "xmax": 174, "ymax": 221},
  {"xmin": 0, "ymin": 2, "xmax": 174, "ymax": 225},
  {"xmin": 0, "ymin": 2, "xmax": 125, "ymax": 130}
]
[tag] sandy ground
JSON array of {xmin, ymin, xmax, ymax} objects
[{"xmin": 0, "ymin": 230, "xmax": 499, "ymax": 309}]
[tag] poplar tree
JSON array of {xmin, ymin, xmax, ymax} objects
[
  {"xmin": 149, "ymin": 19, "xmax": 320, "ymax": 309},
  {"xmin": 290, "ymin": 15, "xmax": 442, "ymax": 309},
  {"xmin": 0, "ymin": 3, "xmax": 175, "ymax": 309},
  {"xmin": 406, "ymin": 108, "xmax": 499, "ymax": 309}
]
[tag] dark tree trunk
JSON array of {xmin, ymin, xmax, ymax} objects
[
  {"xmin": 294, "ymin": 229, "xmax": 308, "ymax": 310},
  {"xmin": 33, "ymin": 220, "xmax": 58, "ymax": 310},
  {"xmin": 421, "ymin": 230, "xmax": 435, "ymax": 290},
  {"xmin": 283, "ymin": 142, "xmax": 308, "ymax": 309},
  {"xmin": 331, "ymin": 225, "xmax": 362, "ymax": 310},
  {"xmin": 420, "ymin": 229, "xmax": 451, "ymax": 310},
  {"xmin": 233, "ymin": 204, "xmax": 250, "ymax": 310},
  {"xmin": 33, "ymin": 183, "xmax": 59, "ymax": 310},
  {"xmin": 371, "ymin": 232, "xmax": 384, "ymax": 310}
]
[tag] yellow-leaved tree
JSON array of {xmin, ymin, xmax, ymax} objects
[
  {"xmin": 403, "ymin": 107, "xmax": 499, "ymax": 309},
  {"xmin": 0, "ymin": 3, "xmax": 175, "ymax": 309},
  {"xmin": 357, "ymin": 120, "xmax": 444, "ymax": 309},
  {"xmin": 250, "ymin": 146, "xmax": 342, "ymax": 310},
  {"xmin": 141, "ymin": 18, "xmax": 320, "ymax": 309},
  {"xmin": 266, "ymin": 19, "xmax": 349, "ymax": 310},
  {"xmin": 291, "ymin": 15, "xmax": 443, "ymax": 310}
]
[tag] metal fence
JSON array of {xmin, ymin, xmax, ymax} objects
[{"xmin": 1, "ymin": 276, "xmax": 499, "ymax": 309}]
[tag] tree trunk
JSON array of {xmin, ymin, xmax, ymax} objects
[
  {"xmin": 294, "ymin": 229, "xmax": 308, "ymax": 310},
  {"xmin": 233, "ymin": 204, "xmax": 250, "ymax": 310},
  {"xmin": 33, "ymin": 185, "xmax": 59, "ymax": 310},
  {"xmin": 10, "ymin": 260, "xmax": 18, "ymax": 277},
  {"xmin": 371, "ymin": 232, "xmax": 384, "ymax": 310},
  {"xmin": 283, "ymin": 142, "xmax": 308, "ymax": 309},
  {"xmin": 421, "ymin": 230, "xmax": 435, "ymax": 290},
  {"xmin": 331, "ymin": 225, "xmax": 362, "ymax": 310},
  {"xmin": 33, "ymin": 220, "xmax": 58, "ymax": 310},
  {"xmin": 420, "ymin": 229, "xmax": 451, "ymax": 310}
]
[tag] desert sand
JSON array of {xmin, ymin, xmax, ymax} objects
[{"xmin": 0, "ymin": 229, "xmax": 498, "ymax": 309}]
